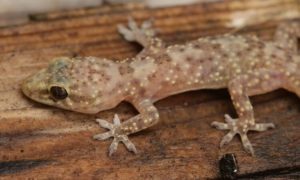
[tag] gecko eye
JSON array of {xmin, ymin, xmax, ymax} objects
[{"xmin": 49, "ymin": 86, "xmax": 68, "ymax": 100}]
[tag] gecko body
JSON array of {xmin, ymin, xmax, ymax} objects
[{"xmin": 22, "ymin": 18, "xmax": 300, "ymax": 156}]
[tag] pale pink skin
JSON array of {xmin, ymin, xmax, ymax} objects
[{"xmin": 22, "ymin": 19, "xmax": 300, "ymax": 156}]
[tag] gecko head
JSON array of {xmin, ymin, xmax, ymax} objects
[{"xmin": 22, "ymin": 57, "xmax": 123, "ymax": 114}]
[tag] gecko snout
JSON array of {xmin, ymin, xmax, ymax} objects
[{"xmin": 21, "ymin": 69, "xmax": 53, "ymax": 104}]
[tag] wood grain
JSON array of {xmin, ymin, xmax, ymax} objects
[{"xmin": 0, "ymin": 0, "xmax": 299, "ymax": 179}]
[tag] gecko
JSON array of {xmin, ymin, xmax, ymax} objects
[{"xmin": 22, "ymin": 18, "xmax": 300, "ymax": 156}]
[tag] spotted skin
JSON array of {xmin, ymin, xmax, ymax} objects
[{"xmin": 22, "ymin": 18, "xmax": 300, "ymax": 156}]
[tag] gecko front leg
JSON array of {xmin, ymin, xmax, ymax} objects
[
  {"xmin": 94, "ymin": 99, "xmax": 159, "ymax": 156},
  {"xmin": 93, "ymin": 114, "xmax": 138, "ymax": 156},
  {"xmin": 211, "ymin": 70, "xmax": 286, "ymax": 155},
  {"xmin": 118, "ymin": 17, "xmax": 156, "ymax": 47},
  {"xmin": 117, "ymin": 17, "xmax": 165, "ymax": 56}
]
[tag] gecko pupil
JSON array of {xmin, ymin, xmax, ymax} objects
[{"xmin": 50, "ymin": 86, "xmax": 68, "ymax": 100}]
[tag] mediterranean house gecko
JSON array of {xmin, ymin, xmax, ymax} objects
[{"xmin": 22, "ymin": 18, "xmax": 300, "ymax": 156}]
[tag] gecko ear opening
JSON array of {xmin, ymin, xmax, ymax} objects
[{"xmin": 49, "ymin": 86, "xmax": 68, "ymax": 100}]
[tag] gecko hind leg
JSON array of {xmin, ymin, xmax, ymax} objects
[
  {"xmin": 211, "ymin": 70, "xmax": 283, "ymax": 155},
  {"xmin": 117, "ymin": 17, "xmax": 156, "ymax": 47},
  {"xmin": 212, "ymin": 115, "xmax": 275, "ymax": 154},
  {"xmin": 93, "ymin": 114, "xmax": 137, "ymax": 156}
]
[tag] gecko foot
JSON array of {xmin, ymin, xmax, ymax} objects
[
  {"xmin": 117, "ymin": 17, "xmax": 155, "ymax": 42},
  {"xmin": 211, "ymin": 114, "xmax": 275, "ymax": 155},
  {"xmin": 93, "ymin": 114, "xmax": 137, "ymax": 156}
]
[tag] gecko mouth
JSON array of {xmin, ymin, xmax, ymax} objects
[{"xmin": 49, "ymin": 95, "xmax": 59, "ymax": 103}]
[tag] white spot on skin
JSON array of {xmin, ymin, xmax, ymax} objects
[
  {"xmin": 264, "ymin": 74, "xmax": 270, "ymax": 80},
  {"xmin": 66, "ymin": 98, "xmax": 73, "ymax": 106},
  {"xmin": 183, "ymin": 64, "xmax": 191, "ymax": 70},
  {"xmin": 235, "ymin": 69, "xmax": 241, "ymax": 74},
  {"xmin": 218, "ymin": 66, "xmax": 224, "ymax": 70}
]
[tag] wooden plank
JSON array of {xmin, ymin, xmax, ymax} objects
[{"xmin": 0, "ymin": 0, "xmax": 299, "ymax": 179}]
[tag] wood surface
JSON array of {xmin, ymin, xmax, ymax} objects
[{"xmin": 0, "ymin": 0, "xmax": 299, "ymax": 179}]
